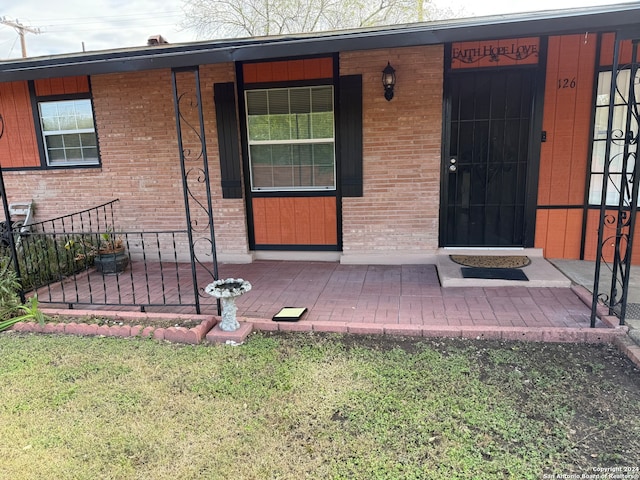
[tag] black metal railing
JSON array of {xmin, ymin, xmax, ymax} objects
[
  {"xmin": 2, "ymin": 200, "xmax": 215, "ymax": 313},
  {"xmin": 28, "ymin": 199, "xmax": 119, "ymax": 235},
  {"xmin": 591, "ymin": 37, "xmax": 640, "ymax": 327}
]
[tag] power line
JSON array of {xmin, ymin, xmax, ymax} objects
[
  {"xmin": 38, "ymin": 13, "xmax": 183, "ymax": 28},
  {"xmin": 27, "ymin": 10, "xmax": 184, "ymax": 24}
]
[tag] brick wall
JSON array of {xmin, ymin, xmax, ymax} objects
[
  {"xmin": 339, "ymin": 46, "xmax": 443, "ymax": 257},
  {"xmin": 1, "ymin": 64, "xmax": 250, "ymax": 261},
  {"xmin": 3, "ymin": 46, "xmax": 444, "ymax": 263}
]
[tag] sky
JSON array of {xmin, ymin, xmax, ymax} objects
[{"xmin": 0, "ymin": 0, "xmax": 632, "ymax": 59}]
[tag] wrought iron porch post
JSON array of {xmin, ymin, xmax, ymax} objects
[
  {"xmin": 0, "ymin": 114, "xmax": 26, "ymax": 303},
  {"xmin": 591, "ymin": 34, "xmax": 619, "ymax": 327},
  {"xmin": 171, "ymin": 67, "xmax": 221, "ymax": 315},
  {"xmin": 617, "ymin": 40, "xmax": 640, "ymax": 324},
  {"xmin": 591, "ymin": 34, "xmax": 640, "ymax": 327}
]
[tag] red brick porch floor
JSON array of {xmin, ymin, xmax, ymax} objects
[{"xmin": 37, "ymin": 261, "xmax": 624, "ymax": 343}]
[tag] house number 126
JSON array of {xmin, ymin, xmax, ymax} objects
[{"xmin": 558, "ymin": 77, "xmax": 576, "ymax": 89}]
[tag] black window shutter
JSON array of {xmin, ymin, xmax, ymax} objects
[
  {"xmin": 214, "ymin": 82, "xmax": 242, "ymax": 199},
  {"xmin": 338, "ymin": 75, "xmax": 363, "ymax": 197}
]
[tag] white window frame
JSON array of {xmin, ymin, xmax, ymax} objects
[
  {"xmin": 245, "ymin": 85, "xmax": 336, "ymax": 192},
  {"xmin": 588, "ymin": 68, "xmax": 639, "ymax": 207},
  {"xmin": 38, "ymin": 98, "xmax": 99, "ymax": 167}
]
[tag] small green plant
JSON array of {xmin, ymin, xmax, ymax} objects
[
  {"xmin": 0, "ymin": 294, "xmax": 45, "ymax": 332},
  {"xmin": 0, "ymin": 256, "xmax": 21, "ymax": 320},
  {"xmin": 70, "ymin": 231, "xmax": 124, "ymax": 260},
  {"xmin": 0, "ymin": 256, "xmax": 46, "ymax": 331}
]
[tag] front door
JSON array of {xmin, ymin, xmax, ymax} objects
[{"xmin": 442, "ymin": 69, "xmax": 535, "ymax": 246}]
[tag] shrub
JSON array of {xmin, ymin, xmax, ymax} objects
[
  {"xmin": 0, "ymin": 256, "xmax": 45, "ymax": 331},
  {"xmin": 2, "ymin": 233, "xmax": 96, "ymax": 292}
]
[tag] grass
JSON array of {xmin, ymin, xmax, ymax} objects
[{"xmin": 1, "ymin": 332, "xmax": 639, "ymax": 479}]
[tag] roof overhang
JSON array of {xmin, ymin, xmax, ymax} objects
[{"xmin": 2, "ymin": 3, "xmax": 640, "ymax": 82}]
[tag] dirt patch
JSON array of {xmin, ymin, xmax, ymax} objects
[
  {"xmin": 266, "ymin": 331, "xmax": 640, "ymax": 471},
  {"xmin": 46, "ymin": 314, "xmax": 203, "ymax": 330}
]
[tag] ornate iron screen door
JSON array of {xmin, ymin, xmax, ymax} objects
[{"xmin": 443, "ymin": 70, "xmax": 535, "ymax": 246}]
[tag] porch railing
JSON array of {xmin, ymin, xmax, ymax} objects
[{"xmin": 4, "ymin": 200, "xmax": 215, "ymax": 313}]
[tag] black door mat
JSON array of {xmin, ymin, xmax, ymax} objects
[{"xmin": 461, "ymin": 267, "xmax": 529, "ymax": 281}]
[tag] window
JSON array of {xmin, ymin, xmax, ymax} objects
[
  {"xmin": 588, "ymin": 69, "xmax": 639, "ymax": 206},
  {"xmin": 245, "ymin": 86, "xmax": 335, "ymax": 191},
  {"xmin": 38, "ymin": 98, "xmax": 99, "ymax": 166}
]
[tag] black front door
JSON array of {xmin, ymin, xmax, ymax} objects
[{"xmin": 442, "ymin": 69, "xmax": 535, "ymax": 247}]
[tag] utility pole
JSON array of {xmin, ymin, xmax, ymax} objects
[{"xmin": 0, "ymin": 16, "xmax": 41, "ymax": 58}]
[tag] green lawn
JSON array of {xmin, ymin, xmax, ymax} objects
[{"xmin": 1, "ymin": 332, "xmax": 639, "ymax": 479}]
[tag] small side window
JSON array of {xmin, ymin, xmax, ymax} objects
[{"xmin": 38, "ymin": 98, "xmax": 99, "ymax": 167}]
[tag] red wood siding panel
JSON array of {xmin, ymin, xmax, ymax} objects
[
  {"xmin": 252, "ymin": 197, "xmax": 337, "ymax": 245},
  {"xmin": 599, "ymin": 34, "xmax": 640, "ymax": 67},
  {"xmin": 451, "ymin": 37, "xmax": 539, "ymax": 69},
  {"xmin": 242, "ymin": 57, "xmax": 333, "ymax": 84},
  {"xmin": 583, "ymin": 209, "xmax": 640, "ymax": 264},
  {"xmin": 34, "ymin": 76, "xmax": 90, "ymax": 96},
  {"xmin": 0, "ymin": 81, "xmax": 40, "ymax": 168}
]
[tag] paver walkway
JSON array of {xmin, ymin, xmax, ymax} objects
[{"xmin": 38, "ymin": 260, "xmax": 620, "ymax": 342}]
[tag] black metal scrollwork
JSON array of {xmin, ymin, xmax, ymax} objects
[
  {"xmin": 171, "ymin": 67, "xmax": 220, "ymax": 314},
  {"xmin": 452, "ymin": 43, "xmax": 539, "ymax": 65},
  {"xmin": 591, "ymin": 38, "xmax": 640, "ymax": 326}
]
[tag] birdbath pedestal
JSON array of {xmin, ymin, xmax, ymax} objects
[{"xmin": 205, "ymin": 278, "xmax": 252, "ymax": 332}]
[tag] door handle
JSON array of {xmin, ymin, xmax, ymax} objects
[{"xmin": 449, "ymin": 165, "xmax": 457, "ymax": 173}]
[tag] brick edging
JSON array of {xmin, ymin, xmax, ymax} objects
[
  {"xmin": 244, "ymin": 317, "xmax": 625, "ymax": 343},
  {"xmin": 10, "ymin": 308, "xmax": 219, "ymax": 345},
  {"xmin": 613, "ymin": 336, "xmax": 640, "ymax": 369},
  {"xmin": 4, "ymin": 306, "xmax": 631, "ymax": 348}
]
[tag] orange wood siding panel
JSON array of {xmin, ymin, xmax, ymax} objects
[
  {"xmin": 243, "ymin": 57, "xmax": 333, "ymax": 84},
  {"xmin": 535, "ymin": 34, "xmax": 597, "ymax": 260},
  {"xmin": 451, "ymin": 37, "xmax": 539, "ymax": 69},
  {"xmin": 583, "ymin": 209, "xmax": 640, "ymax": 264},
  {"xmin": 0, "ymin": 81, "xmax": 40, "ymax": 168},
  {"xmin": 538, "ymin": 34, "xmax": 596, "ymax": 206},
  {"xmin": 252, "ymin": 196, "xmax": 337, "ymax": 245},
  {"xmin": 535, "ymin": 208, "xmax": 583, "ymax": 259},
  {"xmin": 599, "ymin": 34, "xmax": 640, "ymax": 67},
  {"xmin": 34, "ymin": 76, "xmax": 90, "ymax": 96}
]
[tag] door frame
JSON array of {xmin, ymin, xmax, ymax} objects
[{"xmin": 438, "ymin": 38, "xmax": 548, "ymax": 248}]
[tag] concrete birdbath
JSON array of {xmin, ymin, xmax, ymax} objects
[{"xmin": 205, "ymin": 278, "xmax": 252, "ymax": 332}]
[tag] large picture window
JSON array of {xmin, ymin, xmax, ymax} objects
[
  {"xmin": 38, "ymin": 98, "xmax": 99, "ymax": 167},
  {"xmin": 588, "ymin": 69, "xmax": 639, "ymax": 206},
  {"xmin": 245, "ymin": 86, "xmax": 335, "ymax": 191}
]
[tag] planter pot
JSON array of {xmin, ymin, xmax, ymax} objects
[{"xmin": 94, "ymin": 249, "xmax": 129, "ymax": 274}]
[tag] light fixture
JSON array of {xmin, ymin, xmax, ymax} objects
[{"xmin": 382, "ymin": 62, "xmax": 396, "ymax": 101}]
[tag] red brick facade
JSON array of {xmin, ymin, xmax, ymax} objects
[
  {"xmin": 0, "ymin": 34, "xmax": 633, "ymax": 263},
  {"xmin": 1, "ymin": 47, "xmax": 443, "ymax": 262},
  {"xmin": 340, "ymin": 46, "xmax": 443, "ymax": 260}
]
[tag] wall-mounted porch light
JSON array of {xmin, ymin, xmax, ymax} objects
[{"xmin": 382, "ymin": 62, "xmax": 396, "ymax": 101}]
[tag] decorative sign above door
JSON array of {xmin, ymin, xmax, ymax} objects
[{"xmin": 451, "ymin": 37, "xmax": 539, "ymax": 69}]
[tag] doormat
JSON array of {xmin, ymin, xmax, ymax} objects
[
  {"xmin": 461, "ymin": 267, "xmax": 529, "ymax": 281},
  {"xmin": 450, "ymin": 255, "xmax": 530, "ymax": 269}
]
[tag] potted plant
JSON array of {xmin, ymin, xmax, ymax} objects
[{"xmin": 93, "ymin": 232, "xmax": 129, "ymax": 274}]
